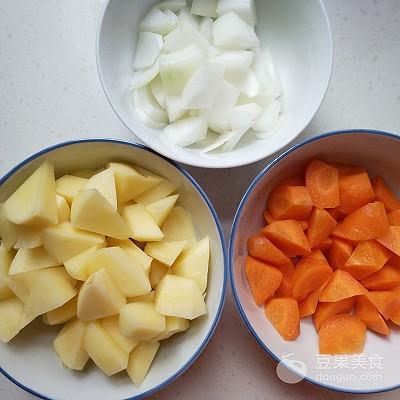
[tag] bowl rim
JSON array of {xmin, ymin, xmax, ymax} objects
[
  {"xmin": 229, "ymin": 128, "xmax": 400, "ymax": 394},
  {"xmin": 95, "ymin": 0, "xmax": 334, "ymax": 169},
  {"xmin": 0, "ymin": 138, "xmax": 228, "ymax": 400}
]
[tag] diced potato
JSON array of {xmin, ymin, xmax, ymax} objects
[
  {"xmin": 123, "ymin": 204, "xmax": 164, "ymax": 242},
  {"xmin": 162, "ymin": 206, "xmax": 197, "ymax": 248},
  {"xmin": 102, "ymin": 316, "xmax": 139, "ymax": 353},
  {"xmin": 0, "ymin": 283, "xmax": 13, "ymax": 301},
  {"xmin": 71, "ymin": 189, "xmax": 130, "ymax": 240},
  {"xmin": 70, "ymin": 168, "xmax": 99, "ymax": 179},
  {"xmin": 24, "ymin": 267, "xmax": 77, "ymax": 319},
  {"xmin": 0, "ymin": 204, "xmax": 18, "ymax": 250},
  {"xmin": 127, "ymin": 341, "xmax": 160, "ymax": 386},
  {"xmin": 4, "ymin": 271, "xmax": 37, "ymax": 302},
  {"xmin": 53, "ymin": 319, "xmax": 89, "ymax": 370},
  {"xmin": 134, "ymin": 179, "xmax": 177, "ymax": 205},
  {"xmin": 119, "ymin": 302, "xmax": 165, "ymax": 340},
  {"xmin": 4, "ymin": 161, "xmax": 58, "ymax": 227},
  {"xmin": 145, "ymin": 194, "xmax": 179, "ymax": 226},
  {"xmin": 77, "ymin": 268, "xmax": 125, "ymax": 321},
  {"xmin": 64, "ymin": 243, "xmax": 106, "ymax": 281},
  {"xmin": 83, "ymin": 168, "xmax": 117, "ymax": 209},
  {"xmin": 154, "ymin": 316, "xmax": 190, "ymax": 340},
  {"xmin": 149, "ymin": 260, "xmax": 170, "ymax": 288},
  {"xmin": 13, "ymin": 226, "xmax": 43, "ymax": 249},
  {"xmin": 56, "ymin": 194, "xmax": 70, "ymax": 223},
  {"xmin": 9, "ymin": 247, "xmax": 59, "ymax": 275},
  {"xmin": 0, "ymin": 246, "xmax": 14, "ymax": 300},
  {"xmin": 145, "ymin": 240, "xmax": 186, "ymax": 266},
  {"xmin": 43, "ymin": 296, "xmax": 77, "ymax": 325},
  {"xmin": 86, "ymin": 247, "xmax": 151, "ymax": 297},
  {"xmin": 128, "ymin": 291, "xmax": 155, "ymax": 303},
  {"xmin": 55, "ymin": 175, "xmax": 88, "ymax": 204},
  {"xmin": 43, "ymin": 222, "xmax": 105, "ymax": 263},
  {"xmin": 172, "ymin": 237, "xmax": 209, "ymax": 292},
  {"xmin": 155, "ymin": 275, "xmax": 207, "ymax": 320},
  {"xmin": 84, "ymin": 321, "xmax": 129, "ymax": 376},
  {"xmin": 108, "ymin": 162, "xmax": 162, "ymax": 205}
]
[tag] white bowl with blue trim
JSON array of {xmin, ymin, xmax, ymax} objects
[
  {"xmin": 230, "ymin": 130, "xmax": 400, "ymax": 394},
  {"xmin": 0, "ymin": 139, "xmax": 227, "ymax": 400}
]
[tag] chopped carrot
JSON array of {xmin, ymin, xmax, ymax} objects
[
  {"xmin": 366, "ymin": 290, "xmax": 400, "ymax": 320},
  {"xmin": 328, "ymin": 207, "xmax": 347, "ymax": 221},
  {"xmin": 267, "ymin": 185, "xmax": 313, "ymax": 220},
  {"xmin": 313, "ymin": 238, "xmax": 333, "ymax": 251},
  {"xmin": 265, "ymin": 297, "xmax": 300, "ymax": 341},
  {"xmin": 298, "ymin": 281, "xmax": 329, "ymax": 318},
  {"xmin": 247, "ymin": 234, "xmax": 290, "ymax": 266},
  {"xmin": 327, "ymin": 238, "xmax": 353, "ymax": 270},
  {"xmin": 361, "ymin": 264, "xmax": 400, "ymax": 290},
  {"xmin": 355, "ymin": 295, "xmax": 390, "ymax": 335},
  {"xmin": 371, "ymin": 176, "xmax": 400, "ymax": 212},
  {"xmin": 307, "ymin": 207, "xmax": 337, "ymax": 248},
  {"xmin": 332, "ymin": 201, "xmax": 389, "ymax": 241},
  {"xmin": 389, "ymin": 254, "xmax": 400, "ymax": 268},
  {"xmin": 291, "ymin": 250, "xmax": 333, "ymax": 299},
  {"xmin": 262, "ymin": 220, "xmax": 311, "ymax": 257},
  {"xmin": 306, "ymin": 159, "xmax": 340, "ymax": 208},
  {"xmin": 390, "ymin": 307, "xmax": 400, "ymax": 326},
  {"xmin": 299, "ymin": 220, "xmax": 308, "ymax": 231},
  {"xmin": 245, "ymin": 256, "xmax": 283, "ymax": 306},
  {"xmin": 341, "ymin": 240, "xmax": 392, "ymax": 280},
  {"xmin": 313, "ymin": 297, "xmax": 355, "ymax": 331},
  {"xmin": 319, "ymin": 269, "xmax": 367, "ymax": 302},
  {"xmin": 319, "ymin": 314, "xmax": 366, "ymax": 354},
  {"xmin": 377, "ymin": 226, "xmax": 400, "ymax": 256},
  {"xmin": 263, "ymin": 210, "xmax": 275, "ymax": 225},
  {"xmin": 338, "ymin": 168, "xmax": 375, "ymax": 214},
  {"xmin": 387, "ymin": 209, "xmax": 400, "ymax": 226},
  {"xmin": 275, "ymin": 260, "xmax": 295, "ymax": 297}
]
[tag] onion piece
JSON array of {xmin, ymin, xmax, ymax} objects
[
  {"xmin": 163, "ymin": 117, "xmax": 208, "ymax": 146},
  {"xmin": 133, "ymin": 32, "xmax": 163, "ymax": 71},
  {"xmin": 133, "ymin": 89, "xmax": 167, "ymax": 129},
  {"xmin": 178, "ymin": 7, "xmax": 200, "ymax": 29},
  {"xmin": 200, "ymin": 130, "xmax": 237, "ymax": 152},
  {"xmin": 216, "ymin": 0, "xmax": 256, "ymax": 25},
  {"xmin": 230, "ymin": 103, "xmax": 262, "ymax": 129},
  {"xmin": 165, "ymin": 96, "xmax": 187, "ymax": 122},
  {"xmin": 252, "ymin": 99, "xmax": 282, "ymax": 132},
  {"xmin": 199, "ymin": 17, "xmax": 213, "ymax": 41},
  {"xmin": 222, "ymin": 125, "xmax": 251, "ymax": 151},
  {"xmin": 134, "ymin": 85, "xmax": 168, "ymax": 124},
  {"xmin": 157, "ymin": 0, "xmax": 187, "ymax": 13},
  {"xmin": 139, "ymin": 7, "xmax": 177, "ymax": 36},
  {"xmin": 226, "ymin": 69, "xmax": 261, "ymax": 97},
  {"xmin": 128, "ymin": 58, "xmax": 160, "ymax": 89},
  {"xmin": 191, "ymin": 0, "xmax": 218, "ymax": 18},
  {"xmin": 212, "ymin": 12, "xmax": 259, "ymax": 49},
  {"xmin": 212, "ymin": 50, "xmax": 254, "ymax": 74},
  {"xmin": 150, "ymin": 76, "xmax": 166, "ymax": 108}
]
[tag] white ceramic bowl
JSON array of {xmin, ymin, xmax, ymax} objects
[
  {"xmin": 0, "ymin": 139, "xmax": 227, "ymax": 400},
  {"xmin": 230, "ymin": 130, "xmax": 400, "ymax": 393},
  {"xmin": 96, "ymin": 0, "xmax": 333, "ymax": 168}
]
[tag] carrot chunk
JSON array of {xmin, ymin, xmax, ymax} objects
[
  {"xmin": 313, "ymin": 238, "xmax": 333, "ymax": 251},
  {"xmin": 371, "ymin": 176, "xmax": 400, "ymax": 212},
  {"xmin": 332, "ymin": 201, "xmax": 389, "ymax": 241},
  {"xmin": 366, "ymin": 290, "xmax": 400, "ymax": 320},
  {"xmin": 327, "ymin": 238, "xmax": 353, "ymax": 270},
  {"xmin": 355, "ymin": 295, "xmax": 390, "ymax": 335},
  {"xmin": 387, "ymin": 209, "xmax": 400, "ymax": 226},
  {"xmin": 377, "ymin": 226, "xmax": 400, "ymax": 256},
  {"xmin": 306, "ymin": 159, "xmax": 340, "ymax": 208},
  {"xmin": 291, "ymin": 250, "xmax": 333, "ymax": 299},
  {"xmin": 247, "ymin": 234, "xmax": 290, "ymax": 266},
  {"xmin": 245, "ymin": 256, "xmax": 283, "ymax": 306},
  {"xmin": 341, "ymin": 240, "xmax": 392, "ymax": 280},
  {"xmin": 319, "ymin": 269, "xmax": 367, "ymax": 302},
  {"xmin": 390, "ymin": 307, "xmax": 400, "ymax": 326},
  {"xmin": 361, "ymin": 264, "xmax": 400, "ymax": 290},
  {"xmin": 319, "ymin": 314, "xmax": 366, "ymax": 354},
  {"xmin": 262, "ymin": 220, "xmax": 311, "ymax": 257},
  {"xmin": 265, "ymin": 297, "xmax": 300, "ymax": 341},
  {"xmin": 298, "ymin": 281, "xmax": 328, "ymax": 318},
  {"xmin": 307, "ymin": 207, "xmax": 337, "ymax": 248},
  {"xmin": 263, "ymin": 210, "xmax": 275, "ymax": 225},
  {"xmin": 275, "ymin": 260, "xmax": 295, "ymax": 297},
  {"xmin": 313, "ymin": 297, "xmax": 355, "ymax": 331},
  {"xmin": 328, "ymin": 207, "xmax": 347, "ymax": 221}
]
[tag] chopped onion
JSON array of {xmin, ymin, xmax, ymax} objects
[
  {"xmin": 150, "ymin": 76, "xmax": 166, "ymax": 108},
  {"xmin": 129, "ymin": 58, "xmax": 160, "ymax": 89},
  {"xmin": 226, "ymin": 69, "xmax": 261, "ymax": 97},
  {"xmin": 134, "ymin": 85, "xmax": 168, "ymax": 124},
  {"xmin": 212, "ymin": 50, "xmax": 254, "ymax": 74},
  {"xmin": 222, "ymin": 126, "xmax": 252, "ymax": 151},
  {"xmin": 216, "ymin": 0, "xmax": 256, "ymax": 25},
  {"xmin": 178, "ymin": 7, "xmax": 200, "ymax": 29},
  {"xmin": 139, "ymin": 7, "xmax": 177, "ymax": 36},
  {"xmin": 230, "ymin": 103, "xmax": 262, "ymax": 129},
  {"xmin": 165, "ymin": 96, "xmax": 187, "ymax": 122},
  {"xmin": 191, "ymin": 0, "xmax": 218, "ymax": 18},
  {"xmin": 252, "ymin": 99, "xmax": 281, "ymax": 132},
  {"xmin": 157, "ymin": 0, "xmax": 187, "ymax": 13},
  {"xmin": 200, "ymin": 130, "xmax": 237, "ymax": 152},
  {"xmin": 163, "ymin": 117, "xmax": 208, "ymax": 146},
  {"xmin": 133, "ymin": 32, "xmax": 163, "ymax": 71},
  {"xmin": 133, "ymin": 89, "xmax": 167, "ymax": 129},
  {"xmin": 199, "ymin": 17, "xmax": 213, "ymax": 41},
  {"xmin": 212, "ymin": 12, "xmax": 259, "ymax": 49}
]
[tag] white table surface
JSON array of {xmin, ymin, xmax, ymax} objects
[{"xmin": 0, "ymin": 0, "xmax": 399, "ymax": 399}]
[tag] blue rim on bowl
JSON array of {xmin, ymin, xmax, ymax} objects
[
  {"xmin": 0, "ymin": 138, "xmax": 228, "ymax": 400},
  {"xmin": 229, "ymin": 129, "xmax": 400, "ymax": 394}
]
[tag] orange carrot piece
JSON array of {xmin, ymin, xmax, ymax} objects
[
  {"xmin": 275, "ymin": 261, "xmax": 295, "ymax": 297},
  {"xmin": 338, "ymin": 168, "xmax": 375, "ymax": 214},
  {"xmin": 389, "ymin": 254, "xmax": 400, "ymax": 268},
  {"xmin": 247, "ymin": 234, "xmax": 290, "ymax": 267},
  {"xmin": 267, "ymin": 185, "xmax": 313, "ymax": 221},
  {"xmin": 319, "ymin": 269, "xmax": 367, "ymax": 302},
  {"xmin": 332, "ymin": 201, "xmax": 389, "ymax": 241},
  {"xmin": 262, "ymin": 220, "xmax": 311, "ymax": 257},
  {"xmin": 366, "ymin": 290, "xmax": 400, "ymax": 320},
  {"xmin": 319, "ymin": 314, "xmax": 366, "ymax": 354},
  {"xmin": 313, "ymin": 297, "xmax": 355, "ymax": 331},
  {"xmin": 355, "ymin": 295, "xmax": 390, "ymax": 335},
  {"xmin": 377, "ymin": 226, "xmax": 400, "ymax": 256},
  {"xmin": 299, "ymin": 220, "xmax": 308, "ymax": 231},
  {"xmin": 245, "ymin": 256, "xmax": 283, "ymax": 306},
  {"xmin": 341, "ymin": 240, "xmax": 392, "ymax": 280},
  {"xmin": 361, "ymin": 264, "xmax": 400, "ymax": 290},
  {"xmin": 263, "ymin": 210, "xmax": 275, "ymax": 225},
  {"xmin": 328, "ymin": 238, "xmax": 353, "ymax": 270},
  {"xmin": 387, "ymin": 209, "xmax": 400, "ymax": 226},
  {"xmin": 390, "ymin": 307, "xmax": 400, "ymax": 326},
  {"xmin": 314, "ymin": 238, "xmax": 333, "ymax": 251},
  {"xmin": 306, "ymin": 159, "xmax": 340, "ymax": 208},
  {"xmin": 298, "ymin": 281, "xmax": 329, "ymax": 318},
  {"xmin": 265, "ymin": 297, "xmax": 300, "ymax": 341},
  {"xmin": 328, "ymin": 207, "xmax": 347, "ymax": 221},
  {"xmin": 307, "ymin": 207, "xmax": 337, "ymax": 248},
  {"xmin": 371, "ymin": 176, "xmax": 400, "ymax": 212},
  {"xmin": 291, "ymin": 250, "xmax": 333, "ymax": 299}
]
